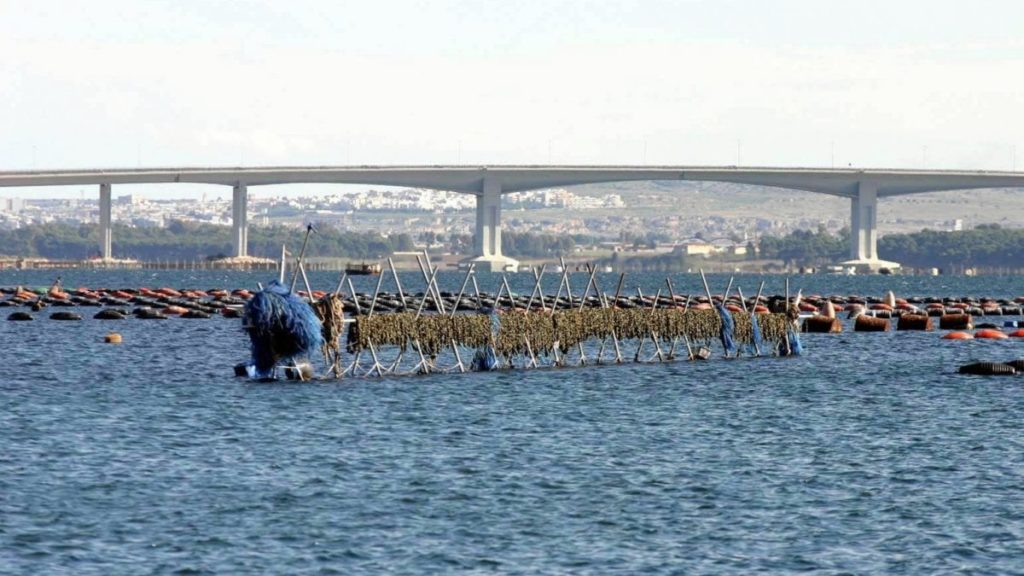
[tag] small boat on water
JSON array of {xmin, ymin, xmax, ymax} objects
[{"xmin": 345, "ymin": 262, "xmax": 382, "ymax": 275}]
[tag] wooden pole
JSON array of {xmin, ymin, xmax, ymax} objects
[{"xmin": 290, "ymin": 224, "xmax": 314, "ymax": 293}]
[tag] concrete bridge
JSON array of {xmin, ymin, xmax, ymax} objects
[{"xmin": 1, "ymin": 165, "xmax": 1022, "ymax": 271}]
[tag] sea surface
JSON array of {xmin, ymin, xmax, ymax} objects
[{"xmin": 2, "ymin": 270, "xmax": 1024, "ymax": 575}]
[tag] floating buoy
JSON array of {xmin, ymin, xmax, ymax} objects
[
  {"xmin": 942, "ymin": 331, "xmax": 973, "ymax": 340},
  {"xmin": 94, "ymin": 309, "xmax": 126, "ymax": 320},
  {"xmin": 959, "ymin": 362, "xmax": 1016, "ymax": 375},
  {"xmin": 802, "ymin": 316, "xmax": 842, "ymax": 333},
  {"xmin": 855, "ymin": 315, "xmax": 890, "ymax": 332},
  {"xmin": 104, "ymin": 332, "xmax": 122, "ymax": 344},
  {"xmin": 162, "ymin": 306, "xmax": 188, "ymax": 315},
  {"xmin": 50, "ymin": 311, "xmax": 82, "ymax": 321},
  {"xmin": 884, "ymin": 290, "xmax": 896, "ymax": 308},
  {"xmin": 822, "ymin": 301, "xmax": 836, "ymax": 319},
  {"xmin": 7, "ymin": 312, "xmax": 33, "ymax": 321},
  {"xmin": 221, "ymin": 307, "xmax": 242, "ymax": 318},
  {"xmin": 182, "ymin": 310, "xmax": 211, "ymax": 319},
  {"xmin": 870, "ymin": 303, "xmax": 893, "ymax": 311},
  {"xmin": 975, "ymin": 329, "xmax": 1008, "ymax": 339},
  {"xmin": 939, "ymin": 314, "xmax": 973, "ymax": 331},
  {"xmin": 897, "ymin": 314, "xmax": 933, "ymax": 331},
  {"xmin": 1009, "ymin": 329, "xmax": 1024, "ymax": 338}
]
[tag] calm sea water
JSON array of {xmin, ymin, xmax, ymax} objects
[{"xmin": 2, "ymin": 271, "xmax": 1024, "ymax": 575}]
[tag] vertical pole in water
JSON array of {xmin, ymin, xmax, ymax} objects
[
  {"xmin": 388, "ymin": 257, "xmax": 407, "ymax": 309},
  {"xmin": 501, "ymin": 275, "xmax": 517, "ymax": 313},
  {"xmin": 450, "ymin": 264, "xmax": 475, "ymax": 319},
  {"xmin": 578, "ymin": 265, "xmax": 599, "ymax": 311},
  {"xmin": 290, "ymin": 225, "xmax": 314, "ymax": 293},
  {"xmin": 342, "ymin": 277, "xmax": 363, "ymax": 377},
  {"xmin": 525, "ymin": 264, "xmax": 546, "ymax": 312},
  {"xmin": 699, "ymin": 269, "xmax": 714, "ymax": 303},
  {"xmin": 333, "ymin": 273, "xmax": 348, "ymax": 298},
  {"xmin": 666, "ymin": 277, "xmax": 690, "ymax": 360},
  {"xmin": 279, "ymin": 244, "xmax": 287, "ymax": 285}
]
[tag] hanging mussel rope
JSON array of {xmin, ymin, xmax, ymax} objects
[
  {"xmin": 755, "ymin": 312, "xmax": 790, "ymax": 345},
  {"xmin": 553, "ymin": 309, "xmax": 616, "ymax": 353},
  {"xmin": 348, "ymin": 312, "xmax": 491, "ymax": 356},
  {"xmin": 313, "ymin": 295, "xmax": 345, "ymax": 350},
  {"xmin": 344, "ymin": 299, "xmax": 798, "ymax": 363}
]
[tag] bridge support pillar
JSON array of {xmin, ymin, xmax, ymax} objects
[
  {"xmin": 232, "ymin": 183, "xmax": 248, "ymax": 258},
  {"xmin": 464, "ymin": 177, "xmax": 519, "ymax": 272},
  {"xmin": 99, "ymin": 183, "xmax": 112, "ymax": 260},
  {"xmin": 843, "ymin": 181, "xmax": 899, "ymax": 271}
]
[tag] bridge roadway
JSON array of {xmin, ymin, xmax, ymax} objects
[{"xmin": 1, "ymin": 165, "xmax": 1023, "ymax": 271}]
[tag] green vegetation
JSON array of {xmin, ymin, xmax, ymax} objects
[
  {"xmin": 757, "ymin": 226, "xmax": 849, "ymax": 266},
  {"xmin": 879, "ymin": 224, "xmax": 1024, "ymax": 269},
  {"xmin": 4, "ymin": 221, "xmax": 1022, "ymax": 270},
  {"xmin": 753, "ymin": 224, "xmax": 1024, "ymax": 269},
  {"xmin": 0, "ymin": 221, "xmax": 414, "ymax": 260}
]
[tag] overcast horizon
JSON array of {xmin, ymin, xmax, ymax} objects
[{"xmin": 2, "ymin": 0, "xmax": 1022, "ymax": 198}]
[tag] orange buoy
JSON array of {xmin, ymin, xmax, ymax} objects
[
  {"xmin": 942, "ymin": 331, "xmax": 973, "ymax": 340},
  {"xmin": 104, "ymin": 332, "xmax": 122, "ymax": 344},
  {"xmin": 975, "ymin": 329, "xmax": 1008, "ymax": 339},
  {"xmin": 753, "ymin": 305, "xmax": 769, "ymax": 314},
  {"xmin": 870, "ymin": 303, "xmax": 893, "ymax": 311},
  {"xmin": 1009, "ymin": 329, "xmax": 1024, "ymax": 338},
  {"xmin": 725, "ymin": 304, "xmax": 743, "ymax": 313},
  {"xmin": 163, "ymin": 306, "xmax": 188, "ymax": 315}
]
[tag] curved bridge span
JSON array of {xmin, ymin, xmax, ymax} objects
[{"xmin": 2, "ymin": 165, "xmax": 1022, "ymax": 270}]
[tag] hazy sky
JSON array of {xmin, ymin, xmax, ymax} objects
[{"xmin": 1, "ymin": 0, "xmax": 1022, "ymax": 197}]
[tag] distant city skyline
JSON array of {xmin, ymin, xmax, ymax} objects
[{"xmin": 2, "ymin": 0, "xmax": 1022, "ymax": 199}]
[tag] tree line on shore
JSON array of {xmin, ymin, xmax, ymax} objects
[
  {"xmin": 1, "ymin": 220, "xmax": 1022, "ymax": 270},
  {"xmin": 756, "ymin": 223, "xmax": 1024, "ymax": 270}
]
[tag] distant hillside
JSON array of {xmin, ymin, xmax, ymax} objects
[{"xmin": 564, "ymin": 181, "xmax": 1024, "ymax": 235}]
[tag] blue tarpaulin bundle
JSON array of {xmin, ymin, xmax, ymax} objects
[
  {"xmin": 747, "ymin": 311, "xmax": 765, "ymax": 356},
  {"xmin": 243, "ymin": 280, "xmax": 323, "ymax": 378},
  {"xmin": 714, "ymin": 302, "xmax": 738, "ymax": 357}
]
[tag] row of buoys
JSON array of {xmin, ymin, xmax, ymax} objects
[
  {"xmin": 942, "ymin": 329, "xmax": 1024, "ymax": 340},
  {"xmin": 7, "ymin": 306, "xmax": 228, "ymax": 321},
  {"xmin": 959, "ymin": 359, "xmax": 1024, "ymax": 375},
  {"xmin": 4, "ymin": 285, "xmax": 1024, "ymax": 315}
]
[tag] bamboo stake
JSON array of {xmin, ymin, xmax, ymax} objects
[
  {"xmin": 421, "ymin": 250, "xmax": 447, "ymax": 315},
  {"xmin": 290, "ymin": 224, "xmax": 315, "ymax": 292},
  {"xmin": 450, "ymin": 264, "xmax": 475, "ymax": 319},
  {"xmin": 279, "ymin": 244, "xmax": 287, "ymax": 284},
  {"xmin": 525, "ymin": 264, "xmax": 546, "ymax": 312},
  {"xmin": 346, "ymin": 278, "xmax": 362, "ymax": 315},
  {"xmin": 333, "ymin": 272, "xmax": 348, "ymax": 298},
  {"xmin": 578, "ymin": 264, "xmax": 599, "ymax": 311},
  {"xmin": 533, "ymin": 265, "xmax": 549, "ymax": 313},
  {"xmin": 388, "ymin": 257, "xmax": 407, "ymax": 309}
]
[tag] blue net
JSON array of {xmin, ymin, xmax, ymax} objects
[
  {"xmin": 714, "ymin": 302, "xmax": 737, "ymax": 357},
  {"xmin": 748, "ymin": 312, "xmax": 765, "ymax": 356},
  {"xmin": 243, "ymin": 280, "xmax": 323, "ymax": 378}
]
